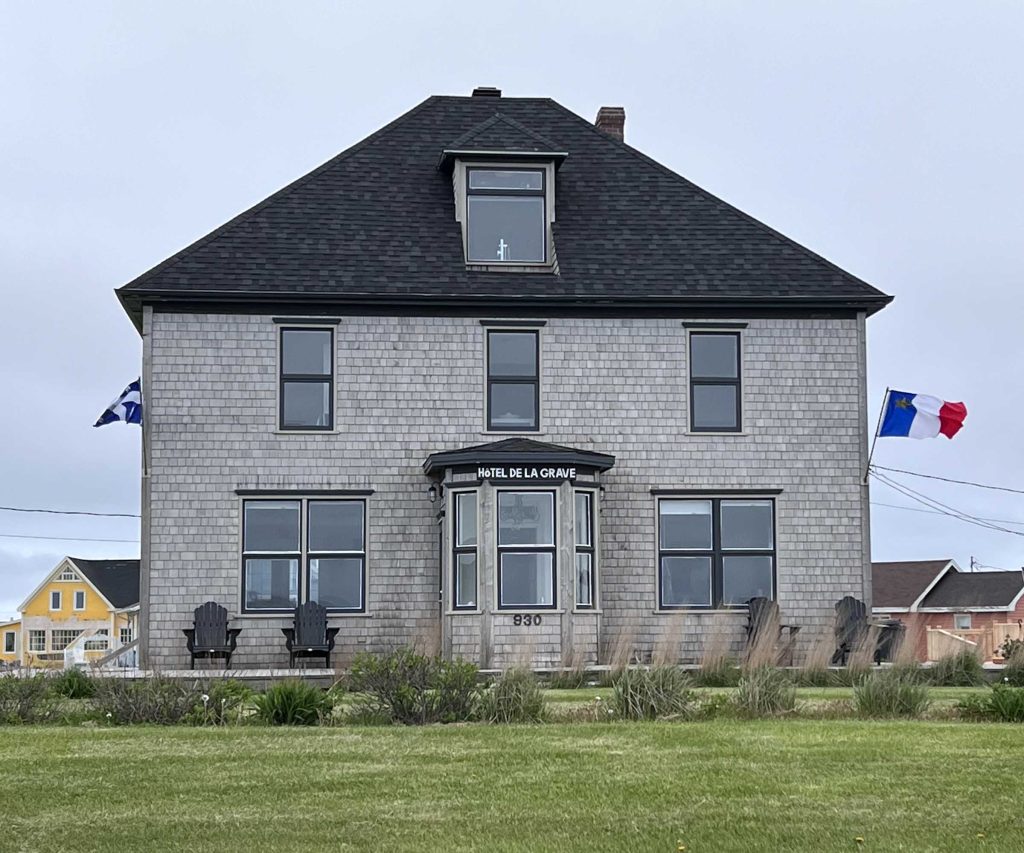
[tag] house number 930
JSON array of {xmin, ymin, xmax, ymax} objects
[{"xmin": 512, "ymin": 614, "xmax": 542, "ymax": 627}]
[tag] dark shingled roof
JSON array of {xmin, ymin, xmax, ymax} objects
[
  {"xmin": 444, "ymin": 112, "xmax": 564, "ymax": 155},
  {"xmin": 117, "ymin": 94, "xmax": 891, "ymax": 323},
  {"xmin": 920, "ymin": 570, "xmax": 1024, "ymax": 609},
  {"xmin": 424, "ymin": 437, "xmax": 615, "ymax": 475},
  {"xmin": 69, "ymin": 558, "xmax": 140, "ymax": 610},
  {"xmin": 872, "ymin": 560, "xmax": 951, "ymax": 609}
]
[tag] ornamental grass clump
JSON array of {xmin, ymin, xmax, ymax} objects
[
  {"xmin": 254, "ymin": 680, "xmax": 333, "ymax": 726},
  {"xmin": 854, "ymin": 668, "xmax": 931, "ymax": 718},
  {"xmin": 0, "ymin": 674, "xmax": 61, "ymax": 724},
  {"xmin": 348, "ymin": 648, "xmax": 481, "ymax": 725},
  {"xmin": 612, "ymin": 666, "xmax": 696, "ymax": 721},
  {"xmin": 51, "ymin": 667, "xmax": 95, "ymax": 699},
  {"xmin": 1000, "ymin": 648, "xmax": 1024, "ymax": 687},
  {"xmin": 928, "ymin": 648, "xmax": 986, "ymax": 686},
  {"xmin": 187, "ymin": 679, "xmax": 253, "ymax": 726},
  {"xmin": 734, "ymin": 666, "xmax": 795, "ymax": 716},
  {"xmin": 958, "ymin": 684, "xmax": 1024, "ymax": 722},
  {"xmin": 93, "ymin": 676, "xmax": 202, "ymax": 725},
  {"xmin": 480, "ymin": 668, "xmax": 545, "ymax": 723}
]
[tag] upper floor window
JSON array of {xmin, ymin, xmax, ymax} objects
[
  {"xmin": 242, "ymin": 498, "xmax": 365, "ymax": 613},
  {"xmin": 658, "ymin": 497, "xmax": 774, "ymax": 609},
  {"xmin": 689, "ymin": 332, "xmax": 741, "ymax": 432},
  {"xmin": 280, "ymin": 328, "xmax": 333, "ymax": 430},
  {"xmin": 467, "ymin": 168, "xmax": 546, "ymax": 263},
  {"xmin": 487, "ymin": 330, "xmax": 539, "ymax": 431},
  {"xmin": 74, "ymin": 590, "xmax": 86, "ymax": 611},
  {"xmin": 50, "ymin": 590, "xmax": 61, "ymax": 610},
  {"xmin": 58, "ymin": 567, "xmax": 77, "ymax": 581}
]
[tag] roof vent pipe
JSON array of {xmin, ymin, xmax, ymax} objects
[
  {"xmin": 472, "ymin": 86, "xmax": 502, "ymax": 97},
  {"xmin": 595, "ymin": 106, "xmax": 625, "ymax": 141}
]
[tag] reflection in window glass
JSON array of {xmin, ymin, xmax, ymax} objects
[
  {"xmin": 244, "ymin": 501, "xmax": 301, "ymax": 552},
  {"xmin": 500, "ymin": 553, "xmax": 554, "ymax": 606},
  {"xmin": 661, "ymin": 556, "xmax": 713, "ymax": 607},
  {"xmin": 720, "ymin": 501, "xmax": 773, "ymax": 550},
  {"xmin": 498, "ymin": 492, "xmax": 554, "ymax": 546},
  {"xmin": 244, "ymin": 558, "xmax": 299, "ymax": 610},
  {"xmin": 659, "ymin": 500, "xmax": 712, "ymax": 550},
  {"xmin": 308, "ymin": 501, "xmax": 364, "ymax": 552},
  {"xmin": 309, "ymin": 557, "xmax": 363, "ymax": 610},
  {"xmin": 721, "ymin": 556, "xmax": 773, "ymax": 605}
]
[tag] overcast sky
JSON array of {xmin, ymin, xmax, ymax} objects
[{"xmin": 1, "ymin": 1, "xmax": 1022, "ymax": 618}]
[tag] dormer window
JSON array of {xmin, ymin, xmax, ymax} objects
[{"xmin": 467, "ymin": 168, "xmax": 546, "ymax": 263}]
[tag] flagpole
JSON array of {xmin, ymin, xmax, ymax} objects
[{"xmin": 864, "ymin": 387, "xmax": 890, "ymax": 484}]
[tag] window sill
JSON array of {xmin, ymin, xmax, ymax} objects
[
  {"xmin": 235, "ymin": 611, "xmax": 373, "ymax": 620},
  {"xmin": 653, "ymin": 609, "xmax": 747, "ymax": 615},
  {"xmin": 465, "ymin": 263, "xmax": 556, "ymax": 274},
  {"xmin": 445, "ymin": 610, "xmax": 482, "ymax": 616},
  {"xmin": 685, "ymin": 431, "xmax": 748, "ymax": 437},
  {"xmin": 490, "ymin": 609, "xmax": 564, "ymax": 616},
  {"xmin": 273, "ymin": 429, "xmax": 341, "ymax": 436},
  {"xmin": 572, "ymin": 608, "xmax": 602, "ymax": 615},
  {"xmin": 480, "ymin": 430, "xmax": 546, "ymax": 437}
]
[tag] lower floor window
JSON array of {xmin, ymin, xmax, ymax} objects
[
  {"xmin": 497, "ymin": 491, "xmax": 556, "ymax": 609},
  {"xmin": 954, "ymin": 613, "xmax": 972, "ymax": 630},
  {"xmin": 51, "ymin": 629, "xmax": 82, "ymax": 651},
  {"xmin": 242, "ymin": 498, "xmax": 367, "ymax": 613},
  {"xmin": 119, "ymin": 627, "xmax": 133, "ymax": 646},
  {"xmin": 85, "ymin": 630, "xmax": 109, "ymax": 651},
  {"xmin": 29, "ymin": 630, "xmax": 45, "ymax": 652},
  {"xmin": 658, "ymin": 497, "xmax": 775, "ymax": 609},
  {"xmin": 499, "ymin": 552, "xmax": 555, "ymax": 607},
  {"xmin": 3, "ymin": 631, "xmax": 14, "ymax": 653}
]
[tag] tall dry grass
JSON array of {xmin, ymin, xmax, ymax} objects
[{"xmin": 651, "ymin": 614, "xmax": 686, "ymax": 667}]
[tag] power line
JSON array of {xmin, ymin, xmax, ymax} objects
[
  {"xmin": 871, "ymin": 465, "xmax": 1024, "ymax": 496},
  {"xmin": 0, "ymin": 533, "xmax": 139, "ymax": 544},
  {"xmin": 870, "ymin": 500, "xmax": 1024, "ymax": 527},
  {"xmin": 0, "ymin": 505, "xmax": 140, "ymax": 519},
  {"xmin": 871, "ymin": 471, "xmax": 1024, "ymax": 538}
]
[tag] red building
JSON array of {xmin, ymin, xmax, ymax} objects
[{"xmin": 873, "ymin": 560, "xmax": 1024, "ymax": 662}]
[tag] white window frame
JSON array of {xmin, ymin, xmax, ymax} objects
[
  {"xmin": 28, "ymin": 630, "xmax": 45, "ymax": 652},
  {"xmin": 57, "ymin": 567, "xmax": 77, "ymax": 581},
  {"xmin": 50, "ymin": 629, "xmax": 81, "ymax": 651},
  {"xmin": 574, "ymin": 490, "xmax": 597, "ymax": 609},
  {"xmin": 453, "ymin": 159, "xmax": 557, "ymax": 270},
  {"xmin": 495, "ymin": 489, "xmax": 558, "ymax": 610},
  {"xmin": 74, "ymin": 590, "xmax": 86, "ymax": 611},
  {"xmin": 241, "ymin": 496, "xmax": 368, "ymax": 615},
  {"xmin": 3, "ymin": 631, "xmax": 15, "ymax": 654},
  {"xmin": 451, "ymin": 489, "xmax": 480, "ymax": 612},
  {"xmin": 49, "ymin": 590, "xmax": 62, "ymax": 611},
  {"xmin": 954, "ymin": 613, "xmax": 973, "ymax": 631}
]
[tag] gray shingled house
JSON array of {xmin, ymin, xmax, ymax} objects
[{"xmin": 116, "ymin": 88, "xmax": 892, "ymax": 670}]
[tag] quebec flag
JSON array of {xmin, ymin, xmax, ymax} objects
[
  {"xmin": 879, "ymin": 390, "xmax": 966, "ymax": 440},
  {"xmin": 94, "ymin": 379, "xmax": 143, "ymax": 427}
]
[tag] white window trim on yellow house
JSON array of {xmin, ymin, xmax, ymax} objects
[{"xmin": 18, "ymin": 558, "xmax": 115, "ymax": 615}]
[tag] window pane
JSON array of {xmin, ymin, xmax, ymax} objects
[
  {"xmin": 500, "ymin": 553, "xmax": 554, "ymax": 606},
  {"xmin": 661, "ymin": 556, "xmax": 712, "ymax": 607},
  {"xmin": 692, "ymin": 384, "xmax": 739, "ymax": 430},
  {"xmin": 576, "ymin": 553, "xmax": 593, "ymax": 608},
  {"xmin": 282, "ymin": 381, "xmax": 331, "ymax": 428},
  {"xmin": 308, "ymin": 501, "xmax": 364, "ymax": 552},
  {"xmin": 488, "ymin": 332, "xmax": 537, "ymax": 377},
  {"xmin": 498, "ymin": 492, "xmax": 554, "ymax": 545},
  {"xmin": 309, "ymin": 557, "xmax": 363, "ymax": 610},
  {"xmin": 455, "ymin": 554, "xmax": 477, "ymax": 608},
  {"xmin": 469, "ymin": 169, "xmax": 543, "ymax": 190},
  {"xmin": 75, "ymin": 591, "xmax": 85, "ymax": 609},
  {"xmin": 244, "ymin": 558, "xmax": 299, "ymax": 609},
  {"xmin": 489, "ymin": 383, "xmax": 537, "ymax": 429},
  {"xmin": 456, "ymin": 493, "xmax": 478, "ymax": 547},
  {"xmin": 244, "ymin": 501, "xmax": 300, "ymax": 552},
  {"xmin": 29, "ymin": 631, "xmax": 45, "ymax": 651},
  {"xmin": 659, "ymin": 500, "xmax": 712, "ymax": 550},
  {"xmin": 50, "ymin": 591, "xmax": 60, "ymax": 609},
  {"xmin": 691, "ymin": 334, "xmax": 738, "ymax": 379},
  {"xmin": 721, "ymin": 500, "xmax": 773, "ymax": 550},
  {"xmin": 575, "ymin": 492, "xmax": 592, "ymax": 547},
  {"xmin": 4, "ymin": 632, "xmax": 14, "ymax": 653},
  {"xmin": 468, "ymin": 196, "xmax": 545, "ymax": 262},
  {"xmin": 282, "ymin": 329, "xmax": 331, "ymax": 376},
  {"xmin": 722, "ymin": 556, "xmax": 773, "ymax": 605}
]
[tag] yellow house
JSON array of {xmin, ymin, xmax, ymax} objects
[
  {"xmin": 1, "ymin": 618, "xmax": 20, "ymax": 667},
  {"xmin": 15, "ymin": 556, "xmax": 139, "ymax": 669}
]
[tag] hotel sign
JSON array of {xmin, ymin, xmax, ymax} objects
[{"xmin": 477, "ymin": 466, "xmax": 577, "ymax": 481}]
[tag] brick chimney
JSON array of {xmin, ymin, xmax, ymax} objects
[{"xmin": 595, "ymin": 106, "xmax": 625, "ymax": 141}]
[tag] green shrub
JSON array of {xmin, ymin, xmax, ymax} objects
[
  {"xmin": 546, "ymin": 667, "xmax": 588, "ymax": 690},
  {"xmin": 254, "ymin": 680, "xmax": 332, "ymax": 726},
  {"xmin": 93, "ymin": 676, "xmax": 201, "ymax": 725},
  {"xmin": 348, "ymin": 648, "xmax": 481, "ymax": 725},
  {"xmin": 612, "ymin": 666, "xmax": 696, "ymax": 721},
  {"xmin": 188, "ymin": 679, "xmax": 253, "ymax": 726},
  {"xmin": 928, "ymin": 649, "xmax": 986, "ymax": 686},
  {"xmin": 0, "ymin": 675, "xmax": 61, "ymax": 724},
  {"xmin": 693, "ymin": 659, "xmax": 741, "ymax": 687},
  {"xmin": 987, "ymin": 684, "xmax": 1024, "ymax": 722},
  {"xmin": 51, "ymin": 667, "xmax": 95, "ymax": 699},
  {"xmin": 854, "ymin": 668, "xmax": 931, "ymax": 718},
  {"xmin": 480, "ymin": 669, "xmax": 545, "ymax": 723},
  {"xmin": 734, "ymin": 666, "xmax": 796, "ymax": 716},
  {"xmin": 998, "ymin": 637, "xmax": 1024, "ymax": 662},
  {"xmin": 1000, "ymin": 652, "xmax": 1024, "ymax": 687}
]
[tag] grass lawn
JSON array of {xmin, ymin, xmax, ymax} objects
[
  {"xmin": 2, "ymin": 721, "xmax": 1022, "ymax": 852},
  {"xmin": 543, "ymin": 686, "xmax": 990, "ymax": 706}
]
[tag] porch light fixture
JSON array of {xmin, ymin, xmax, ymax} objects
[{"xmin": 428, "ymin": 484, "xmax": 440, "ymax": 503}]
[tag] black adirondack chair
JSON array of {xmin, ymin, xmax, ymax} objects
[
  {"xmin": 831, "ymin": 596, "xmax": 869, "ymax": 666},
  {"xmin": 183, "ymin": 602, "xmax": 241, "ymax": 669},
  {"xmin": 282, "ymin": 601, "xmax": 340, "ymax": 668},
  {"xmin": 745, "ymin": 597, "xmax": 801, "ymax": 665}
]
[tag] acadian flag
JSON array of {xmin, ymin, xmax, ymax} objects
[
  {"xmin": 879, "ymin": 390, "xmax": 967, "ymax": 440},
  {"xmin": 93, "ymin": 379, "xmax": 143, "ymax": 427}
]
